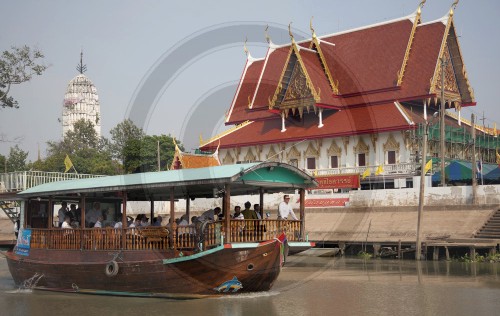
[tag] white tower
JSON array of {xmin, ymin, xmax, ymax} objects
[{"xmin": 62, "ymin": 51, "xmax": 101, "ymax": 138}]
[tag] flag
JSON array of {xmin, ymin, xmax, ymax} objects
[
  {"xmin": 64, "ymin": 155, "xmax": 73, "ymax": 173},
  {"xmin": 362, "ymin": 168, "xmax": 371, "ymax": 179},
  {"xmin": 494, "ymin": 123, "xmax": 497, "ymax": 138},
  {"xmin": 423, "ymin": 159, "xmax": 432, "ymax": 174},
  {"xmin": 375, "ymin": 165, "xmax": 384, "ymax": 175}
]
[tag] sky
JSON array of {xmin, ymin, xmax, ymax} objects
[{"xmin": 1, "ymin": 0, "xmax": 499, "ymax": 162}]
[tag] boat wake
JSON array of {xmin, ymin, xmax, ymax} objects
[
  {"xmin": 11, "ymin": 273, "xmax": 45, "ymax": 293},
  {"xmin": 216, "ymin": 290, "xmax": 281, "ymax": 299}
]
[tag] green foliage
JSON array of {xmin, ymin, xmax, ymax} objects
[
  {"xmin": 0, "ymin": 154, "xmax": 6, "ymax": 172},
  {"xmin": 0, "ymin": 45, "xmax": 48, "ymax": 108},
  {"xmin": 6, "ymin": 145, "xmax": 28, "ymax": 171},
  {"xmin": 454, "ymin": 252, "xmax": 500, "ymax": 263},
  {"xmin": 357, "ymin": 251, "xmax": 373, "ymax": 260},
  {"xmin": 123, "ymin": 134, "xmax": 181, "ymax": 173},
  {"xmin": 34, "ymin": 119, "xmax": 120, "ymax": 175},
  {"xmin": 109, "ymin": 119, "xmax": 144, "ymax": 163}
]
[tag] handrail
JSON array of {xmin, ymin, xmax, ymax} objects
[
  {"xmin": 26, "ymin": 220, "xmax": 301, "ymax": 251},
  {"xmin": 0, "ymin": 171, "xmax": 104, "ymax": 192}
]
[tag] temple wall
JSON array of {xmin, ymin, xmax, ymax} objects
[{"xmin": 218, "ymin": 130, "xmax": 411, "ymax": 170}]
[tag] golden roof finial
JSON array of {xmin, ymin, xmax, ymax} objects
[
  {"xmin": 418, "ymin": 0, "xmax": 426, "ymax": 14},
  {"xmin": 310, "ymin": 16, "xmax": 316, "ymax": 38},
  {"xmin": 450, "ymin": 0, "xmax": 459, "ymax": 16},
  {"xmin": 243, "ymin": 37, "xmax": 249, "ymax": 56},
  {"xmin": 288, "ymin": 22, "xmax": 295, "ymax": 43},
  {"xmin": 264, "ymin": 25, "xmax": 271, "ymax": 44}
]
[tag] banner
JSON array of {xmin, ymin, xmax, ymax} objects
[
  {"xmin": 313, "ymin": 174, "xmax": 360, "ymax": 189},
  {"xmin": 14, "ymin": 228, "xmax": 31, "ymax": 256}
]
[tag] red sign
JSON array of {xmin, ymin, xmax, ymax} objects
[
  {"xmin": 304, "ymin": 198, "xmax": 349, "ymax": 207},
  {"xmin": 313, "ymin": 174, "xmax": 360, "ymax": 189}
]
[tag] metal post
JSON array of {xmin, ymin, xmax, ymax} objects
[
  {"xmin": 440, "ymin": 57, "xmax": 446, "ymax": 187},
  {"xmin": 416, "ymin": 122, "xmax": 428, "ymax": 260},
  {"xmin": 224, "ymin": 184, "xmax": 231, "ymax": 242},
  {"xmin": 471, "ymin": 114, "xmax": 477, "ymax": 204},
  {"xmin": 299, "ymin": 188, "xmax": 305, "ymax": 240},
  {"xmin": 169, "ymin": 188, "xmax": 175, "ymax": 248},
  {"xmin": 121, "ymin": 192, "xmax": 127, "ymax": 249}
]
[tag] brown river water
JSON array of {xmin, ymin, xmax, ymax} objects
[{"xmin": 0, "ymin": 252, "xmax": 499, "ymax": 316}]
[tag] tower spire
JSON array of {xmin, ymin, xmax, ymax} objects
[{"xmin": 76, "ymin": 49, "xmax": 87, "ymax": 74}]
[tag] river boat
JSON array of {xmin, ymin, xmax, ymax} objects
[{"xmin": 6, "ymin": 162, "xmax": 316, "ymax": 298}]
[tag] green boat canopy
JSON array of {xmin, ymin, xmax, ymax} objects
[{"xmin": 18, "ymin": 162, "xmax": 317, "ymax": 200}]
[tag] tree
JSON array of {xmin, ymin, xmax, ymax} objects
[
  {"xmin": 0, "ymin": 45, "xmax": 48, "ymax": 108},
  {"xmin": 123, "ymin": 134, "xmax": 180, "ymax": 173},
  {"xmin": 0, "ymin": 154, "xmax": 6, "ymax": 173},
  {"xmin": 6, "ymin": 145, "xmax": 28, "ymax": 172},
  {"xmin": 37, "ymin": 119, "xmax": 120, "ymax": 175},
  {"xmin": 109, "ymin": 119, "xmax": 145, "ymax": 163}
]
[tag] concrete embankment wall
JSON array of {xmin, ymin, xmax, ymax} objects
[
  {"xmin": 305, "ymin": 205, "xmax": 496, "ymax": 243},
  {"xmin": 304, "ymin": 185, "xmax": 500, "ymax": 243}
]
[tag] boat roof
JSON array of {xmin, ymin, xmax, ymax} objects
[{"xmin": 18, "ymin": 162, "xmax": 317, "ymax": 200}]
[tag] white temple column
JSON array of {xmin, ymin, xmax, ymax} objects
[
  {"xmin": 281, "ymin": 112, "xmax": 286, "ymax": 132},
  {"xmin": 423, "ymin": 100, "xmax": 427, "ymax": 121},
  {"xmin": 318, "ymin": 108, "xmax": 324, "ymax": 128}
]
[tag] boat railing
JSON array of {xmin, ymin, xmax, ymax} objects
[{"xmin": 27, "ymin": 219, "xmax": 302, "ymax": 251}]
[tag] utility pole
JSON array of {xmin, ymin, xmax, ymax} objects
[
  {"xmin": 416, "ymin": 121, "xmax": 428, "ymax": 260},
  {"xmin": 157, "ymin": 140, "xmax": 161, "ymax": 171},
  {"xmin": 440, "ymin": 57, "xmax": 446, "ymax": 187},
  {"xmin": 471, "ymin": 114, "xmax": 477, "ymax": 204}
]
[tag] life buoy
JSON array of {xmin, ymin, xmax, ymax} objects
[{"xmin": 105, "ymin": 260, "xmax": 119, "ymax": 277}]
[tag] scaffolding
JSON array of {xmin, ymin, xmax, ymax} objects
[{"xmin": 415, "ymin": 122, "xmax": 500, "ymax": 164}]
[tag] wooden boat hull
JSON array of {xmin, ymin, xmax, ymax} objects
[{"xmin": 6, "ymin": 239, "xmax": 283, "ymax": 298}]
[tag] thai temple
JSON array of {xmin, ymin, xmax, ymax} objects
[
  {"xmin": 200, "ymin": 2, "xmax": 500, "ymax": 193},
  {"xmin": 61, "ymin": 51, "xmax": 101, "ymax": 138}
]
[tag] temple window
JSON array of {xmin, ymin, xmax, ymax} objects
[
  {"xmin": 330, "ymin": 155, "xmax": 339, "ymax": 168},
  {"xmin": 358, "ymin": 153, "xmax": 366, "ymax": 167},
  {"xmin": 387, "ymin": 151, "xmax": 396, "ymax": 164},
  {"xmin": 306, "ymin": 157, "xmax": 316, "ymax": 170}
]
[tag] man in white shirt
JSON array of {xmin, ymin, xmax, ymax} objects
[
  {"xmin": 85, "ymin": 202, "xmax": 102, "ymax": 228},
  {"xmin": 61, "ymin": 215, "xmax": 73, "ymax": 229},
  {"xmin": 278, "ymin": 195, "xmax": 298, "ymax": 220},
  {"xmin": 58, "ymin": 202, "xmax": 68, "ymax": 227}
]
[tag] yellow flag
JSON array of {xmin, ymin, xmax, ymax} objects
[
  {"xmin": 362, "ymin": 168, "xmax": 371, "ymax": 179},
  {"xmin": 375, "ymin": 165, "xmax": 384, "ymax": 175},
  {"xmin": 64, "ymin": 154, "xmax": 73, "ymax": 173},
  {"xmin": 423, "ymin": 159, "xmax": 432, "ymax": 174}
]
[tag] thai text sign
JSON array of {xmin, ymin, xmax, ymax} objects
[
  {"xmin": 314, "ymin": 174, "xmax": 360, "ymax": 189},
  {"xmin": 304, "ymin": 198, "xmax": 349, "ymax": 207}
]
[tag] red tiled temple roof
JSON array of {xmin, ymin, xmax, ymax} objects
[{"xmin": 203, "ymin": 103, "xmax": 412, "ymax": 150}]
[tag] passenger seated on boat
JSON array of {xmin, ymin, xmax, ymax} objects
[
  {"xmin": 242, "ymin": 202, "xmax": 259, "ymax": 220},
  {"xmin": 114, "ymin": 221, "xmax": 123, "ymax": 228},
  {"xmin": 253, "ymin": 204, "xmax": 262, "ymax": 219},
  {"xmin": 129, "ymin": 215, "xmax": 141, "ymax": 228},
  {"xmin": 178, "ymin": 214, "xmax": 189, "ymax": 226},
  {"xmin": 93, "ymin": 216, "xmax": 104, "ymax": 228},
  {"xmin": 86, "ymin": 202, "xmax": 102, "ymax": 228},
  {"xmin": 140, "ymin": 214, "xmax": 150, "ymax": 227},
  {"xmin": 61, "ymin": 215, "xmax": 72, "ymax": 229},
  {"xmin": 232, "ymin": 206, "xmax": 244, "ymax": 220},
  {"xmin": 191, "ymin": 216, "xmax": 198, "ymax": 223},
  {"xmin": 152, "ymin": 215, "xmax": 162, "ymax": 226}
]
